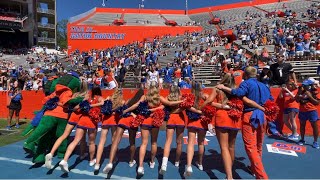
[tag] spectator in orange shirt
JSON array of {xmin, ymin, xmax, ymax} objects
[{"xmin": 295, "ymin": 79, "xmax": 319, "ymax": 149}]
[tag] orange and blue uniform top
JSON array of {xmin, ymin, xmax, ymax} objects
[
  {"xmin": 299, "ymin": 90, "xmax": 320, "ymax": 112},
  {"xmin": 283, "ymin": 89, "xmax": 299, "ymax": 109},
  {"xmin": 231, "ymin": 78, "xmax": 273, "ymax": 128}
]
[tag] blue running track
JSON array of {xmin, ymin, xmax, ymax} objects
[{"xmin": 0, "ymin": 130, "xmax": 318, "ymax": 179}]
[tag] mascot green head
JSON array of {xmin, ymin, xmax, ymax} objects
[{"xmin": 56, "ymin": 72, "xmax": 81, "ymax": 93}]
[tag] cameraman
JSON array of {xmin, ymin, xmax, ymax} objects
[{"xmin": 295, "ymin": 79, "xmax": 319, "ymax": 149}]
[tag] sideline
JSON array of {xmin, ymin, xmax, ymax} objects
[{"xmin": 0, "ymin": 157, "xmax": 134, "ymax": 179}]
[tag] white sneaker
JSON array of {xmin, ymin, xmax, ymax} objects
[
  {"xmin": 159, "ymin": 165, "xmax": 167, "ymax": 175},
  {"xmin": 102, "ymin": 163, "xmax": 113, "ymax": 174},
  {"xmin": 59, "ymin": 160, "xmax": 69, "ymax": 173},
  {"xmin": 184, "ymin": 166, "xmax": 193, "ymax": 177},
  {"xmin": 89, "ymin": 159, "xmax": 96, "ymax": 166},
  {"xmin": 129, "ymin": 160, "xmax": 136, "ymax": 167},
  {"xmin": 174, "ymin": 161, "xmax": 180, "ymax": 167},
  {"xmin": 149, "ymin": 161, "xmax": 155, "ymax": 169},
  {"xmin": 45, "ymin": 153, "xmax": 53, "ymax": 169},
  {"xmin": 197, "ymin": 164, "xmax": 203, "ymax": 171},
  {"xmin": 94, "ymin": 164, "xmax": 100, "ymax": 171},
  {"xmin": 137, "ymin": 167, "xmax": 144, "ymax": 175}
]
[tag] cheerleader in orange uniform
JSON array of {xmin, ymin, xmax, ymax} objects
[
  {"xmin": 279, "ymin": 82, "xmax": 299, "ymax": 140},
  {"xmin": 201, "ymin": 76, "xmax": 266, "ymax": 180},
  {"xmin": 95, "ymin": 89, "xmax": 123, "ymax": 170},
  {"xmin": 102, "ymin": 89, "xmax": 145, "ymax": 173},
  {"xmin": 159, "ymin": 85, "xmax": 185, "ymax": 175},
  {"xmin": 184, "ymin": 81, "xmax": 209, "ymax": 177},
  {"xmin": 136, "ymin": 81, "xmax": 183, "ymax": 176},
  {"xmin": 45, "ymin": 80, "xmax": 89, "ymax": 169},
  {"xmin": 59, "ymin": 85, "xmax": 105, "ymax": 173}
]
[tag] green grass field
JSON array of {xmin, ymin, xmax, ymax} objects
[{"xmin": 0, "ymin": 119, "xmax": 29, "ymax": 147}]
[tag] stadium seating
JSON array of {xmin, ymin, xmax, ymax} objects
[{"xmin": 80, "ymin": 13, "xmax": 120, "ymax": 25}]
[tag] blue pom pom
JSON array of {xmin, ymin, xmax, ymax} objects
[
  {"xmin": 164, "ymin": 106, "xmax": 171, "ymax": 121},
  {"xmin": 115, "ymin": 105, "xmax": 131, "ymax": 118},
  {"xmin": 136, "ymin": 101, "xmax": 151, "ymax": 117},
  {"xmin": 186, "ymin": 110, "xmax": 201, "ymax": 120},
  {"xmin": 45, "ymin": 97, "xmax": 59, "ymax": 110},
  {"xmin": 101, "ymin": 100, "xmax": 113, "ymax": 115},
  {"xmin": 79, "ymin": 100, "xmax": 91, "ymax": 113}
]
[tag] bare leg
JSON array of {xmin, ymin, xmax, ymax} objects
[
  {"xmin": 129, "ymin": 129, "xmax": 137, "ymax": 163},
  {"xmin": 109, "ymin": 127, "xmax": 125, "ymax": 163},
  {"xmin": 96, "ymin": 128, "xmax": 109, "ymax": 166},
  {"xmin": 150, "ymin": 128, "xmax": 160, "ymax": 164},
  {"xmin": 197, "ymin": 130, "xmax": 206, "ymax": 166},
  {"xmin": 289, "ymin": 112, "xmax": 298, "ymax": 136},
  {"xmin": 63, "ymin": 128, "xmax": 85, "ymax": 161},
  {"xmin": 50, "ymin": 124, "xmax": 75, "ymax": 155},
  {"xmin": 175, "ymin": 127, "xmax": 184, "ymax": 163},
  {"xmin": 216, "ymin": 128, "xmax": 233, "ymax": 179},
  {"xmin": 139, "ymin": 127, "xmax": 150, "ymax": 167},
  {"xmin": 88, "ymin": 129, "xmax": 97, "ymax": 162}
]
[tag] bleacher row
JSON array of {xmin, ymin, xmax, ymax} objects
[{"xmin": 80, "ymin": 13, "xmax": 193, "ymax": 26}]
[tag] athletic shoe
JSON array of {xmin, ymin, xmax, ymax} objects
[
  {"xmin": 288, "ymin": 135, "xmax": 299, "ymax": 141},
  {"xmin": 197, "ymin": 163, "xmax": 203, "ymax": 171},
  {"xmin": 149, "ymin": 161, "xmax": 155, "ymax": 169},
  {"xmin": 89, "ymin": 159, "xmax": 96, "ymax": 166},
  {"xmin": 59, "ymin": 160, "xmax": 69, "ymax": 173},
  {"xmin": 159, "ymin": 165, "xmax": 167, "ymax": 175},
  {"xmin": 15, "ymin": 124, "xmax": 20, "ymax": 129},
  {"xmin": 298, "ymin": 140, "xmax": 305, "ymax": 146},
  {"xmin": 45, "ymin": 153, "xmax": 53, "ymax": 169},
  {"xmin": 102, "ymin": 163, "xmax": 113, "ymax": 174},
  {"xmin": 312, "ymin": 142, "xmax": 320, "ymax": 149},
  {"xmin": 137, "ymin": 167, "xmax": 144, "ymax": 175},
  {"xmin": 174, "ymin": 161, "xmax": 180, "ymax": 167},
  {"xmin": 94, "ymin": 164, "xmax": 100, "ymax": 171},
  {"xmin": 184, "ymin": 166, "xmax": 193, "ymax": 177},
  {"xmin": 6, "ymin": 126, "xmax": 11, "ymax": 130},
  {"xmin": 129, "ymin": 160, "xmax": 136, "ymax": 167}
]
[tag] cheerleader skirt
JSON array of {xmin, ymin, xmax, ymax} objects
[
  {"xmin": 77, "ymin": 115, "xmax": 98, "ymax": 130},
  {"xmin": 167, "ymin": 113, "xmax": 185, "ymax": 128},
  {"xmin": 187, "ymin": 119, "xmax": 208, "ymax": 131},
  {"xmin": 102, "ymin": 115, "xmax": 117, "ymax": 129},
  {"xmin": 68, "ymin": 111, "xmax": 83, "ymax": 125},
  {"xmin": 215, "ymin": 109, "xmax": 241, "ymax": 131},
  {"xmin": 118, "ymin": 116, "xmax": 138, "ymax": 130}
]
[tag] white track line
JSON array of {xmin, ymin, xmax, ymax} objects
[{"xmin": 0, "ymin": 157, "xmax": 134, "ymax": 179}]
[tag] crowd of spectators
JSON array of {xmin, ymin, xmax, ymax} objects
[{"xmin": 0, "ymin": 2, "xmax": 319, "ymax": 92}]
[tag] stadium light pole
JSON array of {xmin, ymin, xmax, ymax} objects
[{"xmin": 185, "ymin": 0, "xmax": 188, "ymax": 15}]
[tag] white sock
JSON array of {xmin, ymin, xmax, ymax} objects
[{"xmin": 162, "ymin": 157, "xmax": 168, "ymax": 166}]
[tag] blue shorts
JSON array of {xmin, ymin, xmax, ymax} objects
[
  {"xmin": 284, "ymin": 108, "xmax": 299, "ymax": 114},
  {"xmin": 298, "ymin": 110, "xmax": 319, "ymax": 122}
]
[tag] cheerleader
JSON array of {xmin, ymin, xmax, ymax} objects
[
  {"xmin": 95, "ymin": 89, "xmax": 123, "ymax": 171},
  {"xmin": 159, "ymin": 85, "xmax": 185, "ymax": 175},
  {"xmin": 45, "ymin": 80, "xmax": 89, "ymax": 169},
  {"xmin": 59, "ymin": 85, "xmax": 104, "ymax": 173},
  {"xmin": 279, "ymin": 82, "xmax": 299, "ymax": 140},
  {"xmin": 102, "ymin": 89, "xmax": 147, "ymax": 173},
  {"xmin": 202, "ymin": 76, "xmax": 265, "ymax": 179},
  {"xmin": 184, "ymin": 81, "xmax": 209, "ymax": 177}
]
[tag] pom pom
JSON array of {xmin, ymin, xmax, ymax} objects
[
  {"xmin": 163, "ymin": 106, "xmax": 171, "ymax": 121},
  {"xmin": 179, "ymin": 94, "xmax": 195, "ymax": 109},
  {"xmin": 200, "ymin": 116, "xmax": 211, "ymax": 124},
  {"xmin": 89, "ymin": 107, "xmax": 102, "ymax": 122},
  {"xmin": 45, "ymin": 97, "xmax": 59, "ymax": 110},
  {"xmin": 264, "ymin": 100, "xmax": 280, "ymax": 122},
  {"xmin": 186, "ymin": 110, "xmax": 201, "ymax": 120},
  {"xmin": 130, "ymin": 115, "xmax": 145, "ymax": 128},
  {"xmin": 227, "ymin": 97, "xmax": 244, "ymax": 120},
  {"xmin": 136, "ymin": 101, "xmax": 151, "ymax": 117},
  {"xmin": 151, "ymin": 109, "xmax": 165, "ymax": 127},
  {"xmin": 79, "ymin": 100, "xmax": 91, "ymax": 113},
  {"xmin": 227, "ymin": 97, "xmax": 244, "ymax": 111},
  {"xmin": 202, "ymin": 105, "xmax": 216, "ymax": 117},
  {"xmin": 101, "ymin": 100, "xmax": 113, "ymax": 115}
]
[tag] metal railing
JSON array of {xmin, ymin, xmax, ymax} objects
[
  {"xmin": 37, "ymin": 23, "xmax": 55, "ymax": 29},
  {"xmin": 38, "ymin": 37, "xmax": 56, "ymax": 43},
  {"xmin": 37, "ymin": 8, "xmax": 55, "ymax": 15}
]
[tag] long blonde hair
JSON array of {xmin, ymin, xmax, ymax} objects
[
  {"xmin": 73, "ymin": 80, "xmax": 88, "ymax": 98},
  {"xmin": 146, "ymin": 81, "xmax": 160, "ymax": 107},
  {"xmin": 167, "ymin": 85, "xmax": 180, "ymax": 101},
  {"xmin": 111, "ymin": 88, "xmax": 123, "ymax": 110},
  {"xmin": 191, "ymin": 81, "xmax": 202, "ymax": 109},
  {"xmin": 216, "ymin": 74, "xmax": 235, "ymax": 105}
]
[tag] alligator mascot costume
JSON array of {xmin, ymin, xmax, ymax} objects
[{"xmin": 23, "ymin": 72, "xmax": 83, "ymax": 164}]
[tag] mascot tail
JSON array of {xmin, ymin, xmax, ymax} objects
[{"xmin": 21, "ymin": 108, "xmax": 46, "ymax": 137}]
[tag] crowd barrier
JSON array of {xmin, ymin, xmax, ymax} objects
[{"xmin": 0, "ymin": 88, "xmax": 318, "ymax": 136}]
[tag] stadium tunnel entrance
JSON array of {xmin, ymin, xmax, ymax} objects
[{"xmin": 0, "ymin": 29, "xmax": 29, "ymax": 54}]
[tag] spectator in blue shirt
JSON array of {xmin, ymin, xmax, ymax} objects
[
  {"xmin": 162, "ymin": 63, "xmax": 174, "ymax": 88},
  {"xmin": 7, "ymin": 88, "xmax": 23, "ymax": 130}
]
